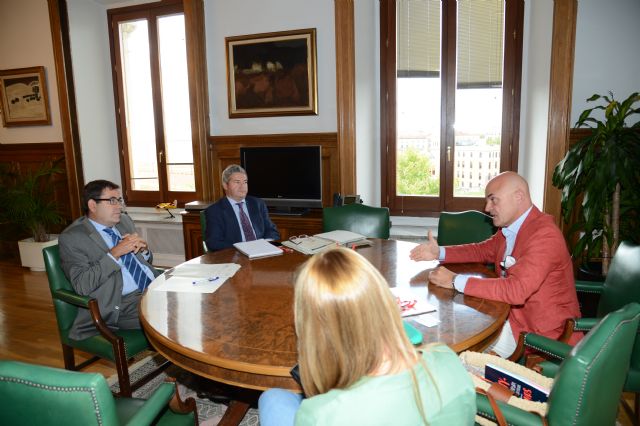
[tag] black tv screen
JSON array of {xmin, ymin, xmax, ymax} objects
[{"xmin": 240, "ymin": 146, "xmax": 322, "ymax": 214}]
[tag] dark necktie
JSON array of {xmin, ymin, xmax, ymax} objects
[
  {"xmin": 103, "ymin": 228, "xmax": 151, "ymax": 292},
  {"xmin": 236, "ymin": 202, "xmax": 257, "ymax": 241}
]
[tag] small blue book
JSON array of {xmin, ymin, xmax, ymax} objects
[{"xmin": 485, "ymin": 363, "xmax": 550, "ymax": 403}]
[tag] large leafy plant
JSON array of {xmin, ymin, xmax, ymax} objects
[
  {"xmin": 553, "ymin": 91, "xmax": 640, "ymax": 274},
  {"xmin": 0, "ymin": 160, "xmax": 66, "ymax": 242}
]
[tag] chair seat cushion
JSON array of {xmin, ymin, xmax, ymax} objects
[
  {"xmin": 115, "ymin": 396, "xmax": 196, "ymax": 426},
  {"xmin": 538, "ymin": 360, "xmax": 561, "ymax": 378},
  {"xmin": 70, "ymin": 329, "xmax": 149, "ymax": 361}
]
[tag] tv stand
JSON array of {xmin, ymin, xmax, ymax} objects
[{"xmin": 268, "ymin": 206, "xmax": 309, "ymax": 216}]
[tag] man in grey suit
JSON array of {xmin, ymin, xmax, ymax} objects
[{"xmin": 59, "ymin": 180, "xmax": 160, "ymax": 340}]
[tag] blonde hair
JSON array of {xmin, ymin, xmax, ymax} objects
[{"xmin": 294, "ymin": 247, "xmax": 419, "ymax": 397}]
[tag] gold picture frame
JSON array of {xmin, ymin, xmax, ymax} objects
[
  {"xmin": 226, "ymin": 28, "xmax": 318, "ymax": 118},
  {"xmin": 0, "ymin": 66, "xmax": 51, "ymax": 127}
]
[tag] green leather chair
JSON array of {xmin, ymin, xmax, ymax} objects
[
  {"xmin": 43, "ymin": 245, "xmax": 167, "ymax": 397},
  {"xmin": 199, "ymin": 210, "xmax": 208, "ymax": 252},
  {"xmin": 477, "ymin": 302, "xmax": 640, "ymax": 426},
  {"xmin": 437, "ymin": 210, "xmax": 496, "ymax": 246},
  {"xmin": 322, "ymin": 203, "xmax": 391, "ymax": 239},
  {"xmin": 0, "ymin": 360, "xmax": 197, "ymax": 425},
  {"xmin": 513, "ymin": 241, "xmax": 640, "ymax": 422}
]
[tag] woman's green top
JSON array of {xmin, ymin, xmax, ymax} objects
[{"xmin": 295, "ymin": 344, "xmax": 475, "ymax": 425}]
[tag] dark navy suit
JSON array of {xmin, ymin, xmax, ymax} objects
[{"xmin": 204, "ymin": 195, "xmax": 280, "ymax": 251}]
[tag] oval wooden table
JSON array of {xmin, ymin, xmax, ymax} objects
[{"xmin": 140, "ymin": 239, "xmax": 509, "ymax": 395}]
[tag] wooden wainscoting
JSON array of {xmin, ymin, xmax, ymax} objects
[{"xmin": 208, "ymin": 132, "xmax": 340, "ymax": 206}]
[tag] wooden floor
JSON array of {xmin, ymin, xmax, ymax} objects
[
  {"xmin": 0, "ymin": 257, "xmax": 635, "ymax": 425},
  {"xmin": 0, "ymin": 258, "xmax": 116, "ymax": 378}
]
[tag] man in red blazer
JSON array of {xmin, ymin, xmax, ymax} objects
[{"xmin": 410, "ymin": 171, "xmax": 582, "ymax": 357}]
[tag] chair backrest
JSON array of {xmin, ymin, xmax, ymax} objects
[
  {"xmin": 547, "ymin": 302, "xmax": 640, "ymax": 425},
  {"xmin": 199, "ymin": 210, "xmax": 208, "ymax": 252},
  {"xmin": 437, "ymin": 210, "xmax": 495, "ymax": 246},
  {"xmin": 43, "ymin": 244, "xmax": 77, "ymax": 343},
  {"xmin": 322, "ymin": 203, "xmax": 391, "ymax": 239},
  {"xmin": 598, "ymin": 241, "xmax": 640, "ymax": 317},
  {"xmin": 596, "ymin": 241, "xmax": 640, "ymax": 380},
  {"xmin": 0, "ymin": 360, "xmax": 119, "ymax": 425}
]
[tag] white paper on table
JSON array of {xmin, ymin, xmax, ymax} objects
[
  {"xmin": 413, "ymin": 314, "xmax": 441, "ymax": 328},
  {"xmin": 390, "ymin": 287, "xmax": 437, "ymax": 317},
  {"xmin": 152, "ymin": 275, "xmax": 227, "ymax": 293},
  {"xmin": 151, "ymin": 263, "xmax": 241, "ymax": 293},
  {"xmin": 167, "ymin": 263, "xmax": 240, "ymax": 278}
]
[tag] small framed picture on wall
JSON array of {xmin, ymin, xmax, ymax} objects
[{"xmin": 0, "ymin": 66, "xmax": 51, "ymax": 127}]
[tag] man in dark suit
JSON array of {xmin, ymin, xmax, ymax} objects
[
  {"xmin": 58, "ymin": 180, "xmax": 160, "ymax": 340},
  {"xmin": 204, "ymin": 164, "xmax": 280, "ymax": 251}
]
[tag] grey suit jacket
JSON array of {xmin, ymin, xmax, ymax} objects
[{"xmin": 58, "ymin": 214, "xmax": 160, "ymax": 340}]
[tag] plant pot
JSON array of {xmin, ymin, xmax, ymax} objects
[{"xmin": 18, "ymin": 235, "xmax": 58, "ymax": 272}]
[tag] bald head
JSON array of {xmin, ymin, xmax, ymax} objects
[{"xmin": 484, "ymin": 172, "xmax": 533, "ymax": 227}]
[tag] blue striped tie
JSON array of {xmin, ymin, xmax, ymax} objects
[{"xmin": 103, "ymin": 228, "xmax": 152, "ymax": 292}]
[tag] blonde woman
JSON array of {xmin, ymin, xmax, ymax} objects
[{"xmin": 258, "ymin": 247, "xmax": 475, "ymax": 425}]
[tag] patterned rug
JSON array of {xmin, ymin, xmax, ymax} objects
[{"xmin": 108, "ymin": 354, "xmax": 260, "ymax": 425}]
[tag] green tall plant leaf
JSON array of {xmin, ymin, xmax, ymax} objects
[{"xmin": 552, "ymin": 91, "xmax": 640, "ymax": 264}]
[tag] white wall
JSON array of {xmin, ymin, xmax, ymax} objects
[
  {"xmin": 518, "ymin": 0, "xmax": 554, "ymax": 207},
  {"xmin": 205, "ymin": 0, "xmax": 337, "ymax": 135},
  {"xmin": 67, "ymin": 0, "xmax": 121, "ymax": 185},
  {"xmin": 61, "ymin": 0, "xmax": 637, "ymax": 215},
  {"xmin": 354, "ymin": 0, "xmax": 380, "ymax": 206},
  {"xmin": 572, "ymin": 0, "xmax": 640, "ymax": 125},
  {"xmin": 0, "ymin": 0, "xmax": 62, "ymax": 144}
]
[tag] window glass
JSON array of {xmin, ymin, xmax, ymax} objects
[{"xmin": 119, "ymin": 19, "xmax": 158, "ymax": 191}]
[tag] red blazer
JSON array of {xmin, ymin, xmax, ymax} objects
[{"xmin": 444, "ymin": 207, "xmax": 582, "ymax": 344}]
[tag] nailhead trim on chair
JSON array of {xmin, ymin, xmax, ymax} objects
[
  {"xmin": 0, "ymin": 377, "xmax": 103, "ymax": 425},
  {"xmin": 571, "ymin": 313, "xmax": 640, "ymax": 424},
  {"xmin": 477, "ymin": 408, "xmax": 512, "ymax": 425},
  {"xmin": 522, "ymin": 341, "xmax": 566, "ymax": 361}
]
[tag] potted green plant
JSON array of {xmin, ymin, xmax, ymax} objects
[
  {"xmin": 552, "ymin": 91, "xmax": 640, "ymax": 275},
  {"xmin": 0, "ymin": 160, "xmax": 66, "ymax": 271}
]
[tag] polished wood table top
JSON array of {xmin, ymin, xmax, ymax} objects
[{"xmin": 140, "ymin": 239, "xmax": 508, "ymax": 392}]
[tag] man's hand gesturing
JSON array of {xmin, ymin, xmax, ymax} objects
[{"xmin": 409, "ymin": 230, "xmax": 440, "ymax": 261}]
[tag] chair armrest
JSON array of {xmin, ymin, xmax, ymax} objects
[
  {"xmin": 55, "ymin": 288, "xmax": 120, "ymax": 347},
  {"xmin": 523, "ymin": 333, "xmax": 572, "ymax": 361},
  {"xmin": 124, "ymin": 382, "xmax": 175, "ymax": 426},
  {"xmin": 53, "ymin": 289, "xmax": 92, "ymax": 308},
  {"xmin": 575, "ymin": 279, "xmax": 604, "ymax": 294},
  {"xmin": 476, "ymin": 393, "xmax": 544, "ymax": 426},
  {"xmin": 574, "ymin": 317, "xmax": 600, "ymax": 332}
]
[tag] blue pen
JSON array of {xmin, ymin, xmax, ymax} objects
[{"xmin": 192, "ymin": 276, "xmax": 220, "ymax": 285}]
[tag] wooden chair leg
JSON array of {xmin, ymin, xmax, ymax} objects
[
  {"xmin": 620, "ymin": 393, "xmax": 640, "ymax": 426},
  {"xmin": 61, "ymin": 344, "xmax": 75, "ymax": 370},
  {"xmin": 113, "ymin": 338, "xmax": 132, "ymax": 397}
]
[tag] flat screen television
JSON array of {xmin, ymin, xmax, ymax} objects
[{"xmin": 240, "ymin": 145, "xmax": 322, "ymax": 215}]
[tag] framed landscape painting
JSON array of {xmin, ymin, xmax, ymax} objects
[
  {"xmin": 0, "ymin": 66, "xmax": 51, "ymax": 127},
  {"xmin": 226, "ymin": 28, "xmax": 318, "ymax": 118}
]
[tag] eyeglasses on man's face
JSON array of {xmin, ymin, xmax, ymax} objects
[{"xmin": 93, "ymin": 197, "xmax": 125, "ymax": 206}]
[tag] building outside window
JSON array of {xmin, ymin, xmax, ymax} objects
[{"xmin": 380, "ymin": 0, "xmax": 523, "ymax": 215}]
